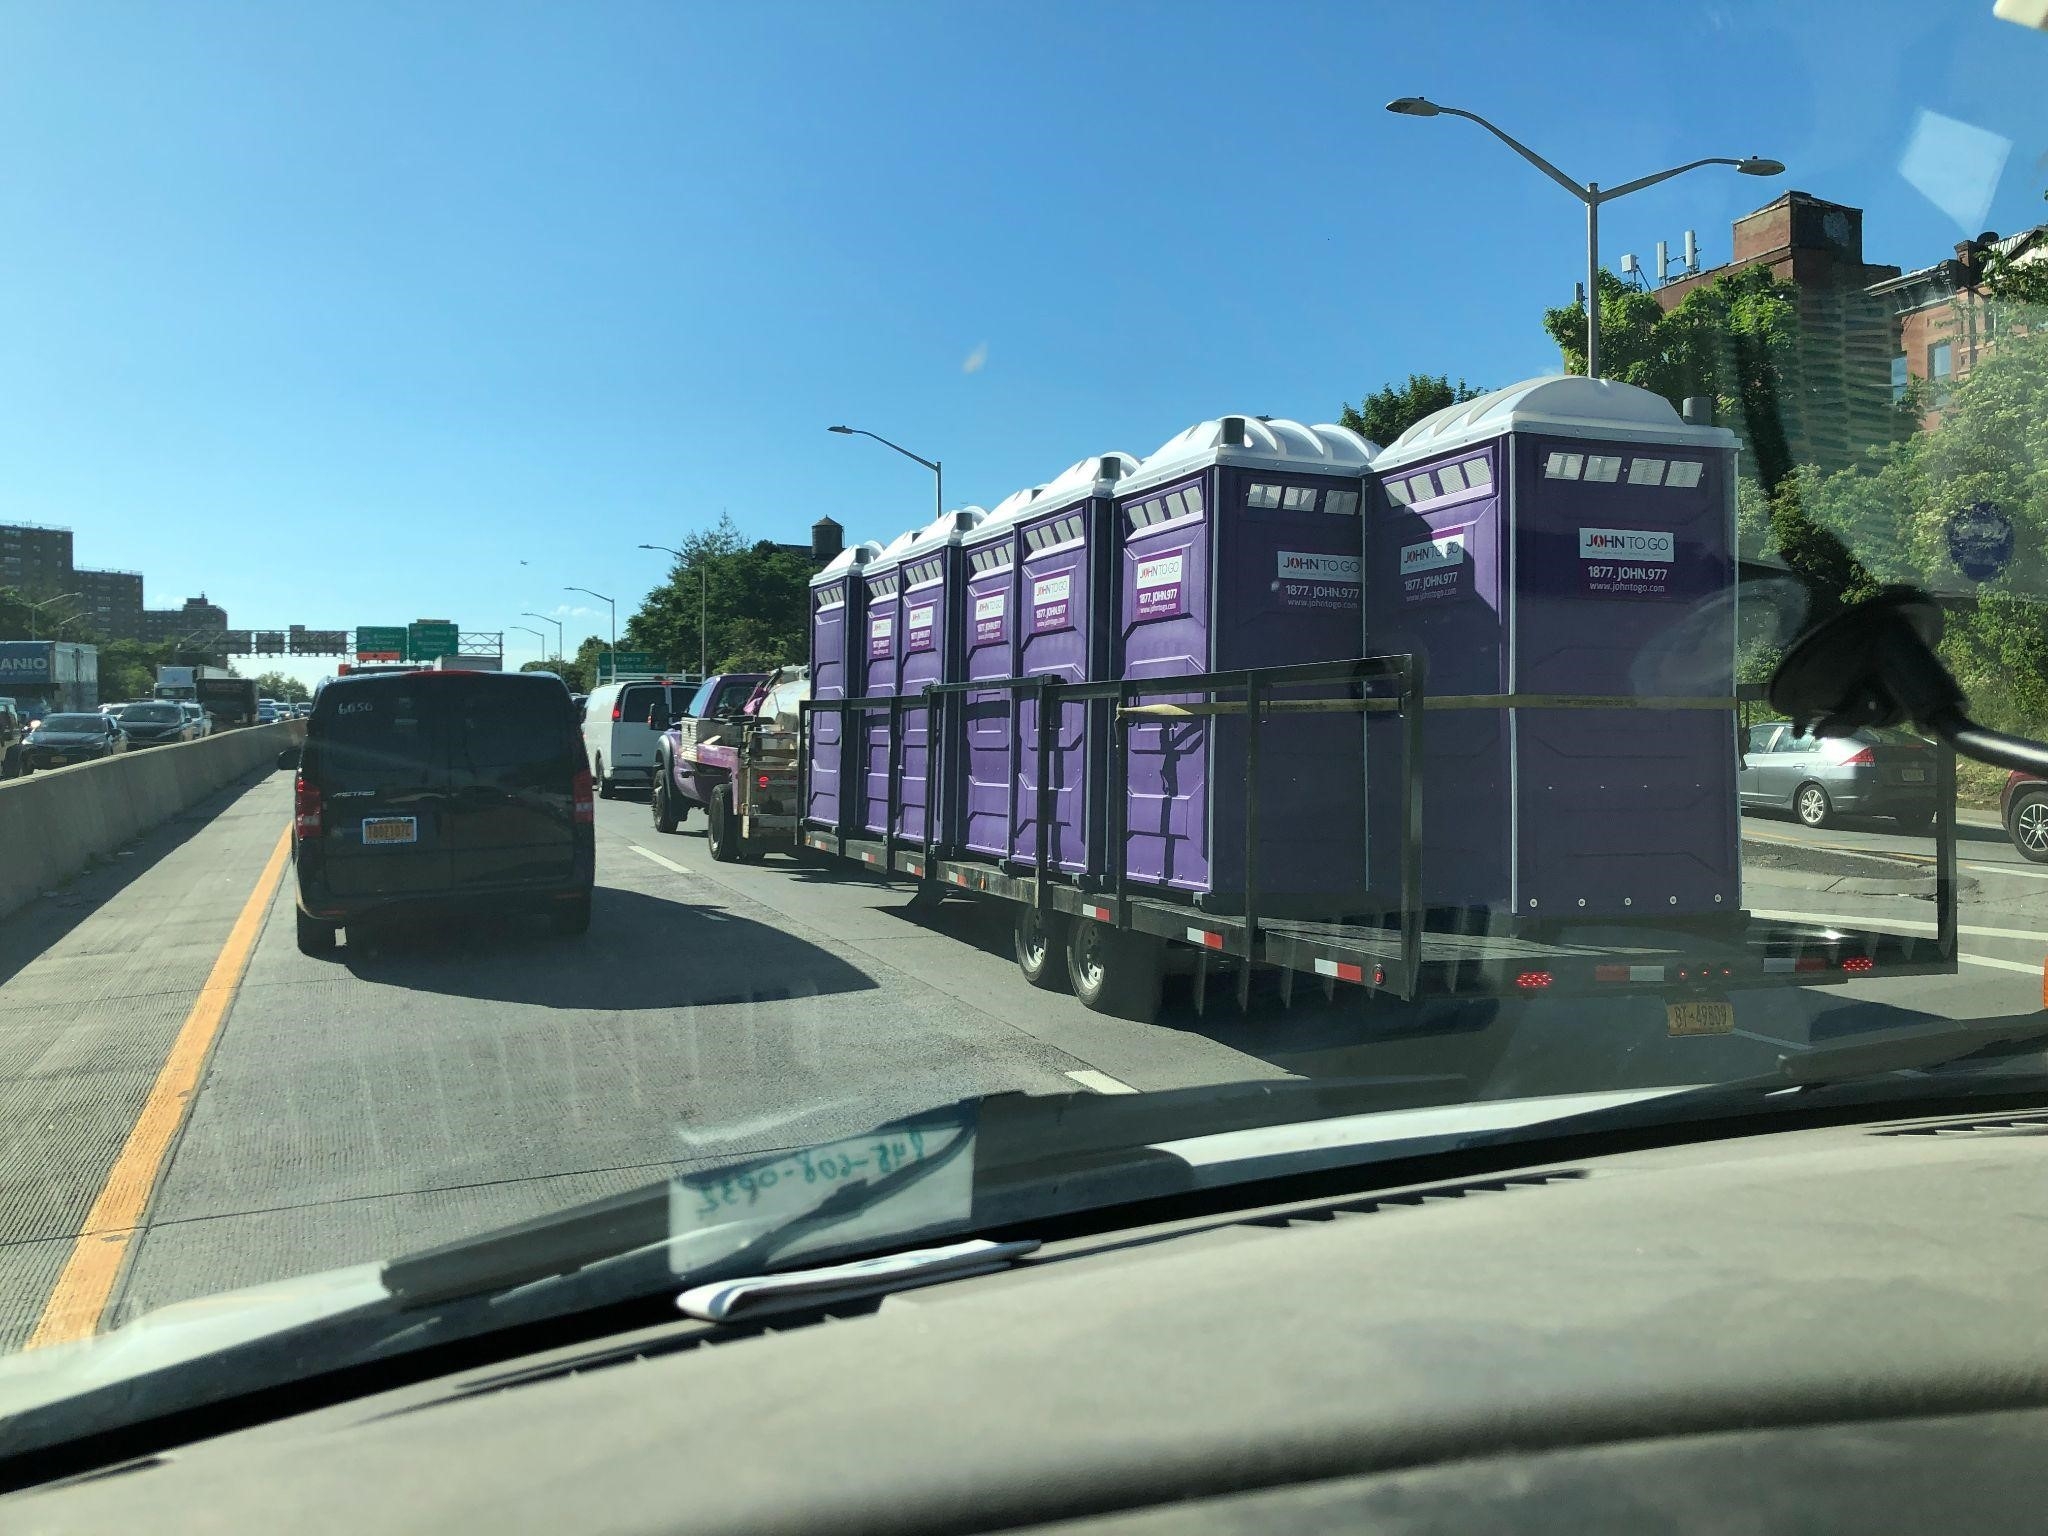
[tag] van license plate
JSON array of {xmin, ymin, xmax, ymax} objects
[
  {"xmin": 362, "ymin": 817, "xmax": 418, "ymax": 845},
  {"xmin": 1667, "ymin": 999, "xmax": 1735, "ymax": 1037},
  {"xmin": 1901, "ymin": 769, "xmax": 1926, "ymax": 783}
]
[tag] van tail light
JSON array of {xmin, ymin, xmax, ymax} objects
[
  {"xmin": 573, "ymin": 768, "xmax": 595, "ymax": 825},
  {"xmin": 294, "ymin": 776, "xmax": 322, "ymax": 838},
  {"xmin": 611, "ymin": 701, "xmax": 623, "ymax": 722}
]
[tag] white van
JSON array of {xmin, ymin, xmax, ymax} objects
[{"xmin": 580, "ymin": 678, "xmax": 695, "ymax": 797}]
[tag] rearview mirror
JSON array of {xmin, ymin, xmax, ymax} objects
[{"xmin": 276, "ymin": 746, "xmax": 302, "ymax": 770}]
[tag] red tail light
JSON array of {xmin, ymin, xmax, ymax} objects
[
  {"xmin": 1824, "ymin": 740, "xmax": 1875, "ymax": 765},
  {"xmin": 1516, "ymin": 971, "xmax": 1553, "ymax": 990},
  {"xmin": 611, "ymin": 701, "xmax": 622, "ymax": 722},
  {"xmin": 757, "ymin": 774, "xmax": 770, "ymax": 788},
  {"xmin": 573, "ymin": 768, "xmax": 594, "ymax": 824},
  {"xmin": 294, "ymin": 775, "xmax": 322, "ymax": 838}
]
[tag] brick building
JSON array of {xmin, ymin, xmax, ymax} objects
[
  {"xmin": 1654, "ymin": 191, "xmax": 1902, "ymax": 473},
  {"xmin": 0, "ymin": 521, "xmax": 226, "ymax": 651},
  {"xmin": 73, "ymin": 567, "xmax": 145, "ymax": 638},
  {"xmin": 1870, "ymin": 227, "xmax": 2046, "ymax": 426}
]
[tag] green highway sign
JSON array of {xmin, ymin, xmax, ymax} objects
[
  {"xmin": 407, "ymin": 621, "xmax": 461, "ymax": 661},
  {"xmin": 604, "ymin": 650, "xmax": 659, "ymax": 674},
  {"xmin": 356, "ymin": 625, "xmax": 408, "ymax": 659}
]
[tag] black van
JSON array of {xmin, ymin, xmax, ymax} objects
[{"xmin": 283, "ymin": 670, "xmax": 594, "ymax": 954}]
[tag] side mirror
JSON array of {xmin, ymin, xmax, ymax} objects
[{"xmin": 276, "ymin": 746, "xmax": 302, "ymax": 770}]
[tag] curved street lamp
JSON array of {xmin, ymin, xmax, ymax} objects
[
  {"xmin": 520, "ymin": 611, "xmax": 565, "ymax": 661},
  {"xmin": 828, "ymin": 424, "xmax": 943, "ymax": 521},
  {"xmin": 564, "ymin": 587, "xmax": 617, "ymax": 683},
  {"xmin": 1386, "ymin": 97, "xmax": 1783, "ymax": 378}
]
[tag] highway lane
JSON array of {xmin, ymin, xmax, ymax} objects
[{"xmin": 3, "ymin": 772, "xmax": 2044, "ymax": 1352}]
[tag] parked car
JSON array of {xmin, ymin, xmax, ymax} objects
[
  {"xmin": 20, "ymin": 711, "xmax": 127, "ymax": 770},
  {"xmin": 1738, "ymin": 721, "xmax": 1940, "ymax": 830},
  {"xmin": 579, "ymin": 679, "xmax": 696, "ymax": 798},
  {"xmin": 116, "ymin": 699, "xmax": 200, "ymax": 748},
  {"xmin": 2000, "ymin": 772, "xmax": 2048, "ymax": 863},
  {"xmin": 280, "ymin": 669, "xmax": 595, "ymax": 953}
]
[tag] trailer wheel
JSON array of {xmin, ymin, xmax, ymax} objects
[
  {"xmin": 1066, "ymin": 922, "xmax": 1163, "ymax": 1022},
  {"xmin": 1013, "ymin": 905, "xmax": 1071, "ymax": 991}
]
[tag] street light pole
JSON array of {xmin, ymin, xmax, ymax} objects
[
  {"xmin": 637, "ymin": 543, "xmax": 708, "ymax": 679},
  {"xmin": 15, "ymin": 591, "xmax": 83, "ymax": 643},
  {"xmin": 828, "ymin": 424, "xmax": 943, "ymax": 522},
  {"xmin": 520, "ymin": 611, "xmax": 565, "ymax": 664},
  {"xmin": 1384, "ymin": 97, "xmax": 1783, "ymax": 379},
  {"xmin": 508, "ymin": 623, "xmax": 549, "ymax": 666},
  {"xmin": 564, "ymin": 587, "xmax": 616, "ymax": 682}
]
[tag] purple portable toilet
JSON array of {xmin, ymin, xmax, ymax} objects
[
  {"xmin": 1363, "ymin": 375, "xmax": 1739, "ymax": 921},
  {"xmin": 854, "ymin": 527, "xmax": 919, "ymax": 837},
  {"xmin": 1113, "ymin": 416, "xmax": 1377, "ymax": 906},
  {"xmin": 804, "ymin": 538, "xmax": 883, "ymax": 832},
  {"xmin": 958, "ymin": 484, "xmax": 1043, "ymax": 858},
  {"xmin": 889, "ymin": 505, "xmax": 985, "ymax": 844},
  {"xmin": 1010, "ymin": 452, "xmax": 1138, "ymax": 877}
]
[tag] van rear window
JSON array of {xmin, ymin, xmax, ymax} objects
[
  {"xmin": 314, "ymin": 675, "xmax": 572, "ymax": 790},
  {"xmin": 615, "ymin": 685, "xmax": 666, "ymax": 725}
]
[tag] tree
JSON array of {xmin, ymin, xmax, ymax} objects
[
  {"xmin": 1788, "ymin": 324, "xmax": 2048, "ymax": 734},
  {"xmin": 252, "ymin": 671, "xmax": 310, "ymax": 704},
  {"xmin": 625, "ymin": 514, "xmax": 811, "ymax": 677},
  {"xmin": 1339, "ymin": 374, "xmax": 1485, "ymax": 447},
  {"xmin": 1544, "ymin": 264, "xmax": 1803, "ymax": 489}
]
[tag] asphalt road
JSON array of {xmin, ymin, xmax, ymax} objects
[{"xmin": 2, "ymin": 770, "xmax": 2043, "ymax": 1352}]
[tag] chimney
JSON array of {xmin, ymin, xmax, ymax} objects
[{"xmin": 810, "ymin": 516, "xmax": 844, "ymax": 566}]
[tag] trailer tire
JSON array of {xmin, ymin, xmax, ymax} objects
[
  {"xmin": 1066, "ymin": 922, "xmax": 1163, "ymax": 1022},
  {"xmin": 652, "ymin": 774, "xmax": 683, "ymax": 833},
  {"xmin": 708, "ymin": 794, "xmax": 745, "ymax": 863},
  {"xmin": 1013, "ymin": 905, "xmax": 1070, "ymax": 991}
]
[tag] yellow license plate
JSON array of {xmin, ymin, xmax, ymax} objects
[
  {"xmin": 1667, "ymin": 999, "xmax": 1735, "ymax": 1037},
  {"xmin": 361, "ymin": 817, "xmax": 418, "ymax": 845}
]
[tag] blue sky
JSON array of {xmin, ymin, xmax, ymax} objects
[{"xmin": 0, "ymin": 0, "xmax": 2043, "ymax": 681}]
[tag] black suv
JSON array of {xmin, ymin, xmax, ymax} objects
[{"xmin": 282, "ymin": 670, "xmax": 595, "ymax": 954}]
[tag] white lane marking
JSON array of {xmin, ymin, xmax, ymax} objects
[
  {"xmin": 1964, "ymin": 862, "xmax": 2048, "ymax": 882},
  {"xmin": 1956, "ymin": 953, "xmax": 2044, "ymax": 976},
  {"xmin": 629, "ymin": 844, "xmax": 694, "ymax": 877},
  {"xmin": 1750, "ymin": 909, "xmax": 2048, "ymax": 944},
  {"xmin": 1066, "ymin": 1069, "xmax": 1138, "ymax": 1096}
]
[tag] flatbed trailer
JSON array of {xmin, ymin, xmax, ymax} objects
[{"xmin": 793, "ymin": 655, "xmax": 1960, "ymax": 1020}]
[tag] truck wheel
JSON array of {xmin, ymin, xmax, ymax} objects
[
  {"xmin": 1013, "ymin": 906, "xmax": 1071, "ymax": 990},
  {"xmin": 1066, "ymin": 922, "xmax": 1163, "ymax": 1022},
  {"xmin": 708, "ymin": 794, "xmax": 742, "ymax": 863},
  {"xmin": 652, "ymin": 775, "xmax": 682, "ymax": 833},
  {"xmin": 295, "ymin": 910, "xmax": 337, "ymax": 956},
  {"xmin": 595, "ymin": 755, "xmax": 617, "ymax": 800}
]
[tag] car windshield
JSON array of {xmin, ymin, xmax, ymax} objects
[{"xmin": 3, "ymin": 0, "xmax": 2046, "ymax": 1446}]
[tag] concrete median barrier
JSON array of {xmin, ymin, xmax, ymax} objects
[{"xmin": 0, "ymin": 721, "xmax": 305, "ymax": 922}]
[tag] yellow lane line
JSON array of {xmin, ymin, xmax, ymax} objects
[{"xmin": 27, "ymin": 824, "xmax": 293, "ymax": 1350}]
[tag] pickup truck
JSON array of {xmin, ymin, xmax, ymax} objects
[{"xmin": 652, "ymin": 667, "xmax": 807, "ymax": 861}]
